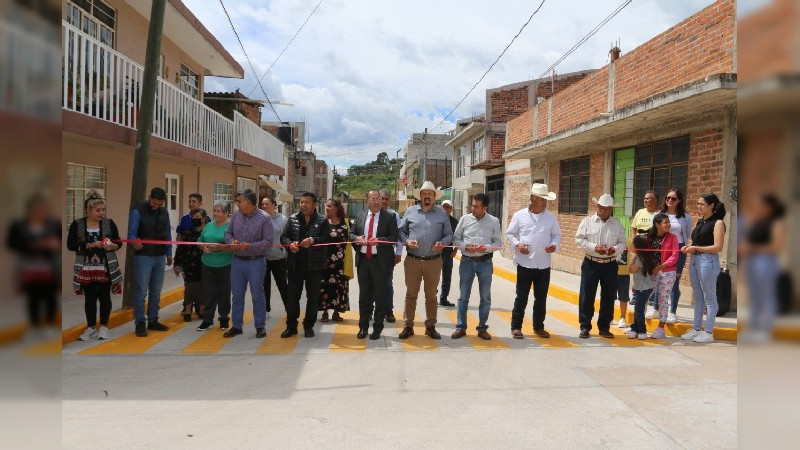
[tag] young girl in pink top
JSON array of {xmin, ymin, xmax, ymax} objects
[{"xmin": 647, "ymin": 213, "xmax": 679, "ymax": 338}]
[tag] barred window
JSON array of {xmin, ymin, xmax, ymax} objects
[
  {"xmin": 213, "ymin": 182, "xmax": 233, "ymax": 213},
  {"xmin": 559, "ymin": 156, "xmax": 590, "ymax": 214},
  {"xmin": 66, "ymin": 163, "xmax": 106, "ymax": 224},
  {"xmin": 179, "ymin": 64, "xmax": 200, "ymax": 100}
]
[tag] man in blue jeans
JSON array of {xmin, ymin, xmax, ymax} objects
[
  {"xmin": 450, "ymin": 193, "xmax": 502, "ymax": 340},
  {"xmin": 128, "ymin": 187, "xmax": 173, "ymax": 337},
  {"xmin": 223, "ymin": 189, "xmax": 274, "ymax": 339}
]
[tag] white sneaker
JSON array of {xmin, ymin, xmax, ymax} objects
[
  {"xmin": 265, "ymin": 311, "xmax": 271, "ymax": 319},
  {"xmin": 650, "ymin": 327, "xmax": 666, "ymax": 339},
  {"xmin": 681, "ymin": 329, "xmax": 701, "ymax": 341},
  {"xmin": 645, "ymin": 306, "xmax": 655, "ymax": 320},
  {"xmin": 78, "ymin": 327, "xmax": 97, "ymax": 341},
  {"xmin": 617, "ymin": 317, "xmax": 628, "ymax": 329},
  {"xmin": 692, "ymin": 331, "xmax": 715, "ymax": 343},
  {"xmin": 638, "ymin": 333, "xmax": 648, "ymax": 340},
  {"xmin": 666, "ymin": 312, "xmax": 677, "ymax": 324},
  {"xmin": 627, "ymin": 330, "xmax": 638, "ymax": 339},
  {"xmin": 97, "ymin": 326, "xmax": 110, "ymax": 340}
]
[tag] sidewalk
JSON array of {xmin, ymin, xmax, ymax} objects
[{"xmin": 485, "ymin": 254, "xmax": 738, "ymax": 337}]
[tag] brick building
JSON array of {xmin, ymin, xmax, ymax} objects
[
  {"xmin": 203, "ymin": 89, "xmax": 261, "ymax": 125},
  {"xmin": 505, "ymin": 0, "xmax": 737, "ymax": 306}
]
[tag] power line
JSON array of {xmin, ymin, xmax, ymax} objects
[
  {"xmin": 246, "ymin": 0, "xmax": 324, "ymax": 98},
  {"xmin": 430, "ymin": 0, "xmax": 547, "ymax": 132},
  {"xmin": 219, "ymin": 0, "xmax": 283, "ymax": 122},
  {"xmin": 534, "ymin": 0, "xmax": 632, "ymax": 82}
]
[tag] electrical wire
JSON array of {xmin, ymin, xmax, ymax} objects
[
  {"xmin": 245, "ymin": 0, "xmax": 324, "ymax": 98},
  {"xmin": 219, "ymin": 0, "xmax": 283, "ymax": 122},
  {"xmin": 429, "ymin": 0, "xmax": 547, "ymax": 132}
]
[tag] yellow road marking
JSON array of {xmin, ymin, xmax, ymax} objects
[
  {"xmin": 493, "ymin": 310, "xmax": 577, "ymax": 348},
  {"xmin": 255, "ymin": 312, "xmax": 302, "ymax": 354},
  {"xmin": 442, "ymin": 310, "xmax": 509, "ymax": 350},
  {"xmin": 395, "ymin": 319, "xmax": 439, "ymax": 352},
  {"xmin": 182, "ymin": 311, "xmax": 254, "ymax": 354},
  {"xmin": 547, "ymin": 310, "xmax": 659, "ymax": 347},
  {"xmin": 79, "ymin": 312, "xmax": 189, "ymax": 355},
  {"xmin": 329, "ymin": 311, "xmax": 367, "ymax": 352}
]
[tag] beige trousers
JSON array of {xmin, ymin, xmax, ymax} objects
[{"xmin": 403, "ymin": 256, "xmax": 443, "ymax": 328}]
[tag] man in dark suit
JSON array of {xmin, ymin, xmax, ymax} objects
[{"xmin": 350, "ymin": 189, "xmax": 399, "ymax": 340}]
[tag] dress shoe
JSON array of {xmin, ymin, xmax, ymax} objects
[
  {"xmin": 223, "ymin": 327, "xmax": 243, "ymax": 338},
  {"xmin": 255, "ymin": 328, "xmax": 266, "ymax": 339},
  {"xmin": 320, "ymin": 312, "xmax": 330, "ymax": 323},
  {"xmin": 439, "ymin": 299, "xmax": 455, "ymax": 307},
  {"xmin": 451, "ymin": 328, "xmax": 466, "ymax": 339},
  {"xmin": 477, "ymin": 330, "xmax": 492, "ymax": 340},
  {"xmin": 280, "ymin": 328, "xmax": 297, "ymax": 339},
  {"xmin": 511, "ymin": 329, "xmax": 524, "ymax": 339},
  {"xmin": 304, "ymin": 327, "xmax": 315, "ymax": 338},
  {"xmin": 398, "ymin": 326, "xmax": 414, "ymax": 339},
  {"xmin": 385, "ymin": 311, "xmax": 396, "ymax": 323},
  {"xmin": 369, "ymin": 328, "xmax": 382, "ymax": 340},
  {"xmin": 357, "ymin": 328, "xmax": 368, "ymax": 339},
  {"xmin": 598, "ymin": 330, "xmax": 615, "ymax": 339},
  {"xmin": 425, "ymin": 327, "xmax": 441, "ymax": 340},
  {"xmin": 579, "ymin": 329, "xmax": 590, "ymax": 339},
  {"xmin": 533, "ymin": 328, "xmax": 551, "ymax": 339},
  {"xmin": 333, "ymin": 312, "xmax": 343, "ymax": 322}
]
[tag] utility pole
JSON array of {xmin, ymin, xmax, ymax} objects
[
  {"xmin": 122, "ymin": 0, "xmax": 166, "ymax": 308},
  {"xmin": 422, "ymin": 127, "xmax": 428, "ymax": 183}
]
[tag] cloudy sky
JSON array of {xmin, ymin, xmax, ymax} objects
[{"xmin": 184, "ymin": 0, "xmax": 715, "ymax": 171}]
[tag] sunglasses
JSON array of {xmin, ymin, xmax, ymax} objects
[{"xmin": 666, "ymin": 196, "xmax": 679, "ymax": 201}]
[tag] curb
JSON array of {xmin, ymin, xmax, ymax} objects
[
  {"xmin": 488, "ymin": 261, "xmax": 738, "ymax": 341},
  {"xmin": 61, "ymin": 287, "xmax": 185, "ymax": 345}
]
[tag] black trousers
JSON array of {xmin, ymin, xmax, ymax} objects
[
  {"xmin": 263, "ymin": 258, "xmax": 288, "ymax": 312},
  {"xmin": 83, "ymin": 282, "xmax": 112, "ymax": 327},
  {"xmin": 578, "ymin": 258, "xmax": 619, "ymax": 332},
  {"xmin": 286, "ymin": 268, "xmax": 321, "ymax": 330},
  {"xmin": 511, "ymin": 266, "xmax": 551, "ymax": 330},
  {"xmin": 357, "ymin": 257, "xmax": 388, "ymax": 330},
  {"xmin": 201, "ymin": 264, "xmax": 231, "ymax": 323},
  {"xmin": 25, "ymin": 283, "xmax": 58, "ymax": 326}
]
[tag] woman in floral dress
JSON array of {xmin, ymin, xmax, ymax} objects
[{"xmin": 319, "ymin": 198, "xmax": 350, "ymax": 322}]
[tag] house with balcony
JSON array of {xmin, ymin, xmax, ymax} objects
[{"xmin": 61, "ymin": 0, "xmax": 285, "ymax": 293}]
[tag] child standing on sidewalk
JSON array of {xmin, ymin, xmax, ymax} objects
[{"xmin": 628, "ymin": 235, "xmax": 656, "ymax": 339}]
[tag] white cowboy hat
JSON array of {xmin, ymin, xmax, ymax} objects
[
  {"xmin": 441, "ymin": 200, "xmax": 453, "ymax": 207},
  {"xmin": 530, "ymin": 183, "xmax": 556, "ymax": 200},
  {"xmin": 414, "ymin": 181, "xmax": 444, "ymax": 200},
  {"xmin": 592, "ymin": 194, "xmax": 620, "ymax": 207}
]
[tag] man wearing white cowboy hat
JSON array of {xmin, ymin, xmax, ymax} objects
[
  {"xmin": 574, "ymin": 193, "xmax": 627, "ymax": 339},
  {"xmin": 398, "ymin": 181, "xmax": 453, "ymax": 340},
  {"xmin": 506, "ymin": 183, "xmax": 562, "ymax": 339}
]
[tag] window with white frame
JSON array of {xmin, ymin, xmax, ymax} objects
[
  {"xmin": 213, "ymin": 182, "xmax": 234, "ymax": 213},
  {"xmin": 179, "ymin": 64, "xmax": 200, "ymax": 100},
  {"xmin": 471, "ymin": 136, "xmax": 485, "ymax": 164},
  {"xmin": 456, "ymin": 145, "xmax": 469, "ymax": 178},
  {"xmin": 65, "ymin": 0, "xmax": 116, "ymax": 47},
  {"xmin": 237, "ymin": 177, "xmax": 257, "ymax": 194},
  {"xmin": 66, "ymin": 163, "xmax": 106, "ymax": 224}
]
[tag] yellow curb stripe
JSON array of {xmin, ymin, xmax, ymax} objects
[
  {"xmin": 62, "ymin": 287, "xmax": 185, "ymax": 345},
  {"xmin": 329, "ymin": 312, "xmax": 367, "ymax": 352},
  {"xmin": 182, "ymin": 311, "xmax": 254, "ymax": 354},
  {"xmin": 79, "ymin": 312, "xmax": 190, "ymax": 354},
  {"xmin": 492, "ymin": 310, "xmax": 577, "ymax": 348},
  {"xmin": 394, "ymin": 319, "xmax": 439, "ymax": 352},
  {"xmin": 442, "ymin": 309, "xmax": 509, "ymax": 350},
  {"xmin": 547, "ymin": 310, "xmax": 655, "ymax": 347},
  {"xmin": 255, "ymin": 312, "xmax": 302, "ymax": 354},
  {"xmin": 491, "ymin": 264, "xmax": 737, "ymax": 341}
]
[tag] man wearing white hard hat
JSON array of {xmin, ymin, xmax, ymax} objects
[
  {"xmin": 506, "ymin": 183, "xmax": 562, "ymax": 339},
  {"xmin": 438, "ymin": 200, "xmax": 459, "ymax": 307},
  {"xmin": 574, "ymin": 194, "xmax": 627, "ymax": 339},
  {"xmin": 398, "ymin": 181, "xmax": 453, "ymax": 340}
]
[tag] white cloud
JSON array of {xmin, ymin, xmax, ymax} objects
[{"xmin": 186, "ymin": 0, "xmax": 715, "ymax": 168}]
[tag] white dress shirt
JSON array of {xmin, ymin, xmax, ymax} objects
[
  {"xmin": 360, "ymin": 210, "xmax": 380, "ymax": 256},
  {"xmin": 575, "ymin": 214, "xmax": 627, "ymax": 258},
  {"xmin": 506, "ymin": 208, "xmax": 562, "ymax": 269}
]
